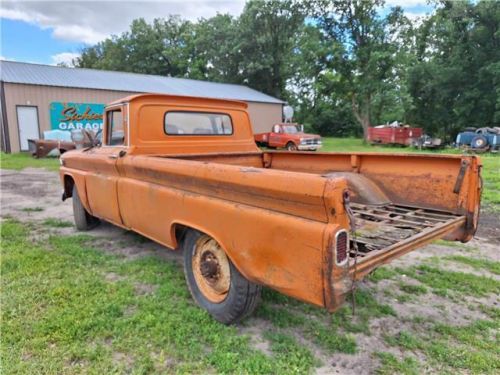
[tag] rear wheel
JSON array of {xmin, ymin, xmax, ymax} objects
[
  {"xmin": 286, "ymin": 142, "xmax": 298, "ymax": 151},
  {"xmin": 471, "ymin": 135, "xmax": 488, "ymax": 149},
  {"xmin": 182, "ymin": 230, "xmax": 261, "ymax": 324},
  {"xmin": 72, "ymin": 184, "xmax": 99, "ymax": 230}
]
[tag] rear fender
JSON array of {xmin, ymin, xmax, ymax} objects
[
  {"xmin": 170, "ymin": 220, "xmax": 244, "ymax": 271},
  {"xmin": 170, "ymin": 221, "xmax": 227, "ymax": 251}
]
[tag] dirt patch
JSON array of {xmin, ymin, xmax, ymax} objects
[
  {"xmin": 104, "ymin": 272, "xmax": 126, "ymax": 283},
  {"xmin": 1, "ymin": 168, "xmax": 74, "ymax": 222},
  {"xmin": 0, "ymin": 168, "xmax": 184, "ymax": 265},
  {"xmin": 151, "ymin": 351, "xmax": 178, "ymax": 373},
  {"xmin": 133, "ymin": 282, "xmax": 158, "ymax": 296},
  {"xmin": 123, "ymin": 305, "xmax": 138, "ymax": 317},
  {"xmin": 238, "ymin": 320, "xmax": 273, "ymax": 356},
  {"xmin": 373, "ymin": 279, "xmax": 490, "ymax": 325},
  {"xmin": 112, "ymin": 351, "xmax": 134, "ymax": 367},
  {"xmin": 476, "ymin": 209, "xmax": 500, "ymax": 243}
]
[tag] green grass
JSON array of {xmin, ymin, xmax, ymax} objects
[
  {"xmin": 375, "ymin": 352, "xmax": 419, "ymax": 375},
  {"xmin": 402, "ymin": 264, "xmax": 500, "ymax": 298},
  {"xmin": 256, "ymin": 290, "xmax": 358, "ymax": 354},
  {"xmin": 1, "ymin": 219, "xmax": 320, "ymax": 374},
  {"xmin": 480, "ymin": 156, "xmax": 500, "ymax": 209},
  {"xmin": 256, "ymin": 286, "xmax": 395, "ymax": 355},
  {"xmin": 263, "ymin": 331, "xmax": 318, "ymax": 373},
  {"xmin": 3, "ymin": 218, "xmax": 499, "ymax": 374},
  {"xmin": 434, "ymin": 239, "xmax": 474, "ymax": 250},
  {"xmin": 399, "ymin": 283, "xmax": 428, "ymax": 295},
  {"xmin": 429, "ymin": 320, "xmax": 500, "ymax": 372},
  {"xmin": 320, "ymin": 137, "xmax": 462, "ymax": 154},
  {"xmin": 384, "ymin": 320, "xmax": 500, "ymax": 374},
  {"xmin": 0, "ymin": 152, "xmax": 60, "ymax": 171},
  {"xmin": 383, "ymin": 331, "xmax": 422, "ymax": 351},
  {"xmin": 20, "ymin": 207, "xmax": 44, "ymax": 212},
  {"xmin": 367, "ymin": 267, "xmax": 399, "ymax": 282},
  {"xmin": 443, "ymin": 255, "xmax": 500, "ymax": 275},
  {"xmin": 42, "ymin": 218, "xmax": 74, "ymax": 228},
  {"xmin": 330, "ymin": 289, "xmax": 396, "ymax": 335}
]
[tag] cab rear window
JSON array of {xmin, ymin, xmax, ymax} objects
[{"xmin": 164, "ymin": 112, "xmax": 233, "ymax": 135}]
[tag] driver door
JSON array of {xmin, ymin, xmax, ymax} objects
[{"xmin": 84, "ymin": 106, "xmax": 127, "ymax": 226}]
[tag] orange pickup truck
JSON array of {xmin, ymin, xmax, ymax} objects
[{"xmin": 60, "ymin": 94, "xmax": 482, "ymax": 324}]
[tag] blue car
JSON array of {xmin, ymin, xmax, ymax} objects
[{"xmin": 456, "ymin": 127, "xmax": 499, "ymax": 152}]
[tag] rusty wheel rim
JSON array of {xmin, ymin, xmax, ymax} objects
[{"xmin": 192, "ymin": 235, "xmax": 231, "ymax": 303}]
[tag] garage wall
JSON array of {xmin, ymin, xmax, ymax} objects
[
  {"xmin": 246, "ymin": 102, "xmax": 283, "ymax": 134},
  {"xmin": 4, "ymin": 83, "xmax": 136, "ymax": 153},
  {"xmin": 3, "ymin": 83, "xmax": 283, "ymax": 152}
]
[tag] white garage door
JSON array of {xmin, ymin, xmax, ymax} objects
[{"xmin": 17, "ymin": 106, "xmax": 39, "ymax": 151}]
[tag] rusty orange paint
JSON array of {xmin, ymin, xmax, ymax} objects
[{"xmin": 60, "ymin": 94, "xmax": 482, "ymax": 311}]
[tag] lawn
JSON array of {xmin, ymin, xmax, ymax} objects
[
  {"xmin": 2, "ymin": 218, "xmax": 499, "ymax": 374},
  {"xmin": 0, "ymin": 152, "xmax": 60, "ymax": 171}
]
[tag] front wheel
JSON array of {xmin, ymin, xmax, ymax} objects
[
  {"xmin": 182, "ymin": 230, "xmax": 261, "ymax": 324},
  {"xmin": 72, "ymin": 185, "xmax": 99, "ymax": 230},
  {"xmin": 286, "ymin": 142, "xmax": 298, "ymax": 151}
]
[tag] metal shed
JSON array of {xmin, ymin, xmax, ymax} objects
[{"xmin": 0, "ymin": 60, "xmax": 284, "ymax": 153}]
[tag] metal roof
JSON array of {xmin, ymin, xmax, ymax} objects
[{"xmin": 0, "ymin": 60, "xmax": 284, "ymax": 104}]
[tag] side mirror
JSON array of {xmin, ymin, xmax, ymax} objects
[{"xmin": 93, "ymin": 129, "xmax": 102, "ymax": 146}]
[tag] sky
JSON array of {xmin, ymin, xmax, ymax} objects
[{"xmin": 0, "ymin": 0, "xmax": 433, "ymax": 66}]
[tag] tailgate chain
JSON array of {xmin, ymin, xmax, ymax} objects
[{"xmin": 343, "ymin": 190, "xmax": 359, "ymax": 315}]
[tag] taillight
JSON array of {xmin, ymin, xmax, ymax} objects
[{"xmin": 335, "ymin": 230, "xmax": 348, "ymax": 265}]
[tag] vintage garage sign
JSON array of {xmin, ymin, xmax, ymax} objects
[{"xmin": 50, "ymin": 102, "xmax": 105, "ymax": 131}]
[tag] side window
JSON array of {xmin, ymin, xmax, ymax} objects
[
  {"xmin": 273, "ymin": 125, "xmax": 281, "ymax": 133},
  {"xmin": 164, "ymin": 112, "xmax": 233, "ymax": 135},
  {"xmin": 106, "ymin": 109, "xmax": 124, "ymax": 146}
]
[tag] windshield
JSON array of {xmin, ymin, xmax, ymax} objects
[{"xmin": 282, "ymin": 125, "xmax": 299, "ymax": 134}]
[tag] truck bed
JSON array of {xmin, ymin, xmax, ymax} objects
[
  {"xmin": 150, "ymin": 150, "xmax": 477, "ymax": 278},
  {"xmin": 153, "ymin": 150, "xmax": 478, "ymax": 223}
]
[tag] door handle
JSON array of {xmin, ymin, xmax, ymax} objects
[{"xmin": 109, "ymin": 150, "xmax": 126, "ymax": 159}]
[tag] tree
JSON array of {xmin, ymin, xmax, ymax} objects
[
  {"xmin": 311, "ymin": 0, "xmax": 409, "ymax": 139},
  {"xmin": 407, "ymin": 0, "xmax": 500, "ymax": 139},
  {"xmin": 236, "ymin": 0, "xmax": 306, "ymax": 99},
  {"xmin": 75, "ymin": 16, "xmax": 194, "ymax": 77},
  {"xmin": 188, "ymin": 14, "xmax": 242, "ymax": 83}
]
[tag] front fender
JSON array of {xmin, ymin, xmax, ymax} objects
[{"xmin": 60, "ymin": 167, "xmax": 93, "ymax": 214}]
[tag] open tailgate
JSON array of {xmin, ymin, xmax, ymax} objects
[{"xmin": 348, "ymin": 203, "xmax": 466, "ymax": 279}]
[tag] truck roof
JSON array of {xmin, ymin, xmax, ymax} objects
[{"xmin": 107, "ymin": 93, "xmax": 249, "ymax": 109}]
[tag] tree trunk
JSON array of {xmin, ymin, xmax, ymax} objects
[{"xmin": 351, "ymin": 95, "xmax": 371, "ymax": 142}]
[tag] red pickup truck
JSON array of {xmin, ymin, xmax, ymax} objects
[{"xmin": 254, "ymin": 123, "xmax": 322, "ymax": 151}]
